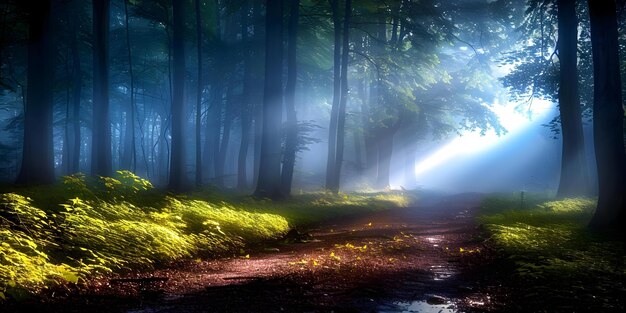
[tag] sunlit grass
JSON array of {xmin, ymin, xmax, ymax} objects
[
  {"xmin": 0, "ymin": 172, "xmax": 412, "ymax": 301},
  {"xmin": 478, "ymin": 195, "xmax": 625, "ymax": 309}
]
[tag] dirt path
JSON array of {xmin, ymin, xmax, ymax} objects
[{"xmin": 10, "ymin": 193, "xmax": 497, "ymax": 312}]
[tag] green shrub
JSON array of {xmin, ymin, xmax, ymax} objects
[
  {"xmin": 0, "ymin": 173, "xmax": 412, "ymax": 301},
  {"xmin": 478, "ymin": 196, "xmax": 625, "ymax": 309}
]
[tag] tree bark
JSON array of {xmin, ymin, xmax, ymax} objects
[
  {"xmin": 280, "ymin": 0, "xmax": 300, "ymax": 195},
  {"xmin": 587, "ymin": 0, "xmax": 625, "ymax": 232},
  {"xmin": 215, "ymin": 86, "xmax": 233, "ymax": 187},
  {"xmin": 91, "ymin": 0, "xmax": 112, "ymax": 177},
  {"xmin": 70, "ymin": 16, "xmax": 81, "ymax": 174},
  {"xmin": 331, "ymin": 0, "xmax": 351, "ymax": 193},
  {"xmin": 16, "ymin": 0, "xmax": 55, "ymax": 185},
  {"xmin": 168, "ymin": 0, "xmax": 186, "ymax": 191},
  {"xmin": 254, "ymin": 0, "xmax": 283, "ymax": 199},
  {"xmin": 556, "ymin": 0, "xmax": 589, "ymax": 198},
  {"xmin": 238, "ymin": 0, "xmax": 252, "ymax": 190},
  {"xmin": 376, "ymin": 132, "xmax": 393, "ymax": 189},
  {"xmin": 325, "ymin": 0, "xmax": 341, "ymax": 192},
  {"xmin": 122, "ymin": 0, "xmax": 136, "ymax": 172},
  {"xmin": 195, "ymin": 0, "xmax": 203, "ymax": 187},
  {"xmin": 251, "ymin": 0, "xmax": 263, "ymax": 188}
]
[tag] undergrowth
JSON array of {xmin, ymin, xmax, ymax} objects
[
  {"xmin": 479, "ymin": 195, "xmax": 625, "ymax": 311},
  {"xmin": 0, "ymin": 171, "xmax": 411, "ymax": 301}
]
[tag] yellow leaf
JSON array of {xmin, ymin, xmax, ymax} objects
[
  {"xmin": 367, "ymin": 222, "xmax": 372, "ymax": 227},
  {"xmin": 0, "ymin": 291, "xmax": 5, "ymax": 300},
  {"xmin": 245, "ymin": 254, "xmax": 250, "ymax": 259}
]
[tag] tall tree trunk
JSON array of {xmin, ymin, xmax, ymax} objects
[
  {"xmin": 280, "ymin": 0, "xmax": 300, "ymax": 195},
  {"xmin": 556, "ymin": 0, "xmax": 588, "ymax": 198},
  {"xmin": 63, "ymin": 53, "xmax": 71, "ymax": 175},
  {"xmin": 91, "ymin": 0, "xmax": 112, "ymax": 177},
  {"xmin": 17, "ymin": 0, "xmax": 55, "ymax": 185},
  {"xmin": 216, "ymin": 87, "xmax": 233, "ymax": 187},
  {"xmin": 331, "ymin": 0, "xmax": 351, "ymax": 193},
  {"xmin": 376, "ymin": 132, "xmax": 393, "ymax": 189},
  {"xmin": 168, "ymin": 0, "xmax": 186, "ymax": 191},
  {"xmin": 70, "ymin": 10, "xmax": 81, "ymax": 174},
  {"xmin": 325, "ymin": 0, "xmax": 341, "ymax": 191},
  {"xmin": 238, "ymin": 0, "xmax": 252, "ymax": 190},
  {"xmin": 195, "ymin": 0, "xmax": 203, "ymax": 187},
  {"xmin": 119, "ymin": 0, "xmax": 136, "ymax": 172},
  {"xmin": 251, "ymin": 0, "xmax": 263, "ymax": 188},
  {"xmin": 254, "ymin": 0, "xmax": 283, "ymax": 199},
  {"xmin": 587, "ymin": 0, "xmax": 625, "ymax": 232}
]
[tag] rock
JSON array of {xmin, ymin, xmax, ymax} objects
[
  {"xmin": 426, "ymin": 295, "xmax": 448, "ymax": 305},
  {"xmin": 283, "ymin": 229, "xmax": 314, "ymax": 243}
]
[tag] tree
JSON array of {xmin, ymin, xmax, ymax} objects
[
  {"xmin": 68, "ymin": 1, "xmax": 82, "ymax": 174},
  {"xmin": 168, "ymin": 0, "xmax": 186, "ymax": 191},
  {"xmin": 325, "ymin": 0, "xmax": 342, "ymax": 192},
  {"xmin": 587, "ymin": 0, "xmax": 625, "ymax": 232},
  {"xmin": 121, "ymin": 0, "xmax": 137, "ymax": 173},
  {"xmin": 195, "ymin": 0, "xmax": 203, "ymax": 187},
  {"xmin": 16, "ymin": 0, "xmax": 55, "ymax": 185},
  {"xmin": 280, "ymin": 0, "xmax": 300, "ymax": 195},
  {"xmin": 332, "ymin": 0, "xmax": 351, "ymax": 192},
  {"xmin": 555, "ymin": 0, "xmax": 589, "ymax": 198},
  {"xmin": 92, "ymin": 0, "xmax": 112, "ymax": 177},
  {"xmin": 254, "ymin": 0, "xmax": 283, "ymax": 199}
]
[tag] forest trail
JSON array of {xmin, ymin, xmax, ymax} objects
[{"xmin": 12, "ymin": 193, "xmax": 498, "ymax": 312}]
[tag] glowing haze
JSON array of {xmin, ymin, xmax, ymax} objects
[{"xmin": 405, "ymin": 99, "xmax": 558, "ymax": 192}]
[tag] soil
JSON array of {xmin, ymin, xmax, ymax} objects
[{"xmin": 6, "ymin": 193, "xmax": 503, "ymax": 312}]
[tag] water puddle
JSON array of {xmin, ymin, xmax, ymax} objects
[{"xmin": 379, "ymin": 300, "xmax": 457, "ymax": 313}]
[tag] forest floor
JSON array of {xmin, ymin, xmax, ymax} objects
[{"xmin": 5, "ymin": 192, "xmax": 507, "ymax": 312}]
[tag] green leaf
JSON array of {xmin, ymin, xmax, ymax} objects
[{"xmin": 58, "ymin": 269, "xmax": 80, "ymax": 284}]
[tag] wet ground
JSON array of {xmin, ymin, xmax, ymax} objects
[{"xmin": 7, "ymin": 193, "xmax": 500, "ymax": 312}]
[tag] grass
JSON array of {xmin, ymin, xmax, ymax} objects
[
  {"xmin": 478, "ymin": 194, "xmax": 625, "ymax": 311},
  {"xmin": 0, "ymin": 171, "xmax": 412, "ymax": 301}
]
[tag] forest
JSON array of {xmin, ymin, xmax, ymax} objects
[{"xmin": 0, "ymin": 0, "xmax": 625, "ymax": 312}]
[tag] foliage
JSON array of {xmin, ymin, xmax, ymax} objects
[
  {"xmin": 0, "ymin": 173, "xmax": 411, "ymax": 301},
  {"xmin": 478, "ymin": 196, "xmax": 625, "ymax": 311}
]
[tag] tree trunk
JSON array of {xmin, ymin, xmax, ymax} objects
[
  {"xmin": 280, "ymin": 0, "xmax": 300, "ymax": 195},
  {"xmin": 238, "ymin": 0, "xmax": 252, "ymax": 190},
  {"xmin": 168, "ymin": 0, "xmax": 186, "ymax": 191},
  {"xmin": 122, "ymin": 0, "xmax": 136, "ymax": 172},
  {"xmin": 331, "ymin": 0, "xmax": 351, "ymax": 193},
  {"xmin": 195, "ymin": 0, "xmax": 203, "ymax": 187},
  {"xmin": 587, "ymin": 0, "xmax": 625, "ymax": 232},
  {"xmin": 325, "ymin": 0, "xmax": 341, "ymax": 192},
  {"xmin": 16, "ymin": 0, "xmax": 56, "ymax": 185},
  {"xmin": 70, "ymin": 11, "xmax": 81, "ymax": 174},
  {"xmin": 556, "ymin": 0, "xmax": 588, "ymax": 198},
  {"xmin": 254, "ymin": 0, "xmax": 283, "ymax": 199},
  {"xmin": 376, "ymin": 132, "xmax": 393, "ymax": 189},
  {"xmin": 251, "ymin": 0, "xmax": 263, "ymax": 188},
  {"xmin": 91, "ymin": 0, "xmax": 112, "ymax": 177},
  {"xmin": 216, "ymin": 86, "xmax": 233, "ymax": 187}
]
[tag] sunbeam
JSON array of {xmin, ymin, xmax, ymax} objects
[{"xmin": 414, "ymin": 99, "xmax": 555, "ymax": 178}]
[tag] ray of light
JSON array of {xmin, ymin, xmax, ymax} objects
[{"xmin": 414, "ymin": 100, "xmax": 554, "ymax": 178}]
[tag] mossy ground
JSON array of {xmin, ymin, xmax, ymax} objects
[
  {"xmin": 0, "ymin": 171, "xmax": 412, "ymax": 301},
  {"xmin": 478, "ymin": 194, "xmax": 625, "ymax": 312}
]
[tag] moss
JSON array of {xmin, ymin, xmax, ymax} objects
[
  {"xmin": 478, "ymin": 196, "xmax": 625, "ymax": 310},
  {"xmin": 0, "ymin": 173, "xmax": 412, "ymax": 300}
]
